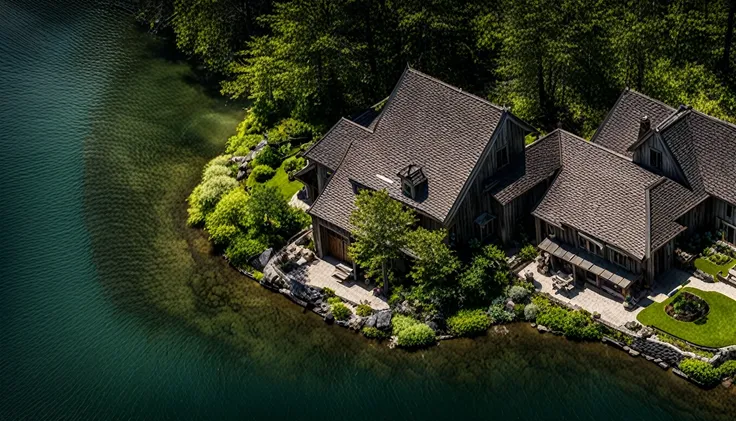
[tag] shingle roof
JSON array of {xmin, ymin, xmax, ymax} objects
[
  {"xmin": 490, "ymin": 130, "xmax": 562, "ymax": 205},
  {"xmin": 533, "ymin": 131, "xmax": 661, "ymax": 259},
  {"xmin": 592, "ymin": 90, "xmax": 675, "ymax": 156},
  {"xmin": 309, "ymin": 67, "xmax": 511, "ymax": 227},
  {"xmin": 648, "ymin": 178, "xmax": 708, "ymax": 251},
  {"xmin": 303, "ymin": 118, "xmax": 371, "ymax": 171}
]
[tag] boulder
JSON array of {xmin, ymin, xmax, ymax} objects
[
  {"xmin": 336, "ymin": 320, "xmax": 349, "ymax": 328},
  {"xmin": 640, "ymin": 327, "xmax": 654, "ymax": 338},
  {"xmin": 261, "ymin": 265, "xmax": 280, "ymax": 286},
  {"xmin": 375, "ymin": 310, "xmax": 392, "ymax": 330},
  {"xmin": 236, "ymin": 170, "xmax": 247, "ymax": 181},
  {"xmin": 348, "ymin": 316, "xmax": 365, "ymax": 331},
  {"xmin": 658, "ymin": 362, "xmax": 669, "ymax": 370},
  {"xmin": 629, "ymin": 349, "xmax": 640, "ymax": 357},
  {"xmin": 251, "ymin": 248, "xmax": 273, "ymax": 270},
  {"xmin": 624, "ymin": 321, "xmax": 642, "ymax": 331},
  {"xmin": 324, "ymin": 313, "xmax": 334, "ymax": 323},
  {"xmin": 505, "ymin": 300, "xmax": 515, "ymax": 312},
  {"xmin": 426, "ymin": 321, "xmax": 439, "ymax": 332},
  {"xmin": 296, "ymin": 257, "xmax": 308, "ymax": 266},
  {"xmin": 537, "ymin": 325, "xmax": 549, "ymax": 333}
]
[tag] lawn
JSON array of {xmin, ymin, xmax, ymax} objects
[
  {"xmin": 694, "ymin": 256, "xmax": 736, "ymax": 277},
  {"xmin": 637, "ymin": 287, "xmax": 736, "ymax": 348},
  {"xmin": 265, "ymin": 159, "xmax": 303, "ymax": 200}
]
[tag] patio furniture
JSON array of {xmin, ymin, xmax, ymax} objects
[
  {"xmin": 332, "ymin": 263, "xmax": 353, "ymax": 283},
  {"xmin": 552, "ymin": 272, "xmax": 574, "ymax": 291}
]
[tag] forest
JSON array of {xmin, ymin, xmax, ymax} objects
[{"xmin": 136, "ymin": 0, "xmax": 736, "ymax": 137}]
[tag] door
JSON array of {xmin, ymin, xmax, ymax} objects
[{"xmin": 326, "ymin": 229, "xmax": 351, "ymax": 263}]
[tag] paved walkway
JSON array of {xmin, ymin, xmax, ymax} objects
[
  {"xmin": 304, "ymin": 257, "xmax": 389, "ymax": 310},
  {"xmin": 520, "ymin": 263, "xmax": 736, "ymax": 329},
  {"xmin": 520, "ymin": 262, "xmax": 642, "ymax": 327},
  {"xmin": 289, "ymin": 189, "xmax": 311, "ymax": 211}
]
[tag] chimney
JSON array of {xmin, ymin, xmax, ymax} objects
[{"xmin": 638, "ymin": 115, "xmax": 650, "ymax": 139}]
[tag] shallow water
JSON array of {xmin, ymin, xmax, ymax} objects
[{"xmin": 1, "ymin": 0, "xmax": 736, "ymax": 419}]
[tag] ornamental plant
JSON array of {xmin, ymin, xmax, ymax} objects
[
  {"xmin": 679, "ymin": 359, "xmax": 721, "ymax": 386},
  {"xmin": 396, "ymin": 324, "xmax": 436, "ymax": 347},
  {"xmin": 356, "ymin": 303, "xmax": 373, "ymax": 317},
  {"xmin": 447, "ymin": 309, "xmax": 491, "ymax": 337},
  {"xmin": 331, "ymin": 302, "xmax": 352, "ymax": 321}
]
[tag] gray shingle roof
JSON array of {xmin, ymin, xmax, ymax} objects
[
  {"xmin": 533, "ymin": 131, "xmax": 660, "ymax": 259},
  {"xmin": 490, "ymin": 130, "xmax": 562, "ymax": 205},
  {"xmin": 303, "ymin": 118, "xmax": 371, "ymax": 171},
  {"xmin": 649, "ymin": 178, "xmax": 708, "ymax": 251},
  {"xmin": 309, "ymin": 67, "xmax": 509, "ymax": 228},
  {"xmin": 592, "ymin": 90, "xmax": 675, "ymax": 156}
]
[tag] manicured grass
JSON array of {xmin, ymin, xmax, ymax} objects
[
  {"xmin": 637, "ymin": 287, "xmax": 736, "ymax": 348},
  {"xmin": 265, "ymin": 159, "xmax": 303, "ymax": 200},
  {"xmin": 694, "ymin": 256, "xmax": 736, "ymax": 277}
]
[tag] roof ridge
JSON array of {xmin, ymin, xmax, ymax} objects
[
  {"xmin": 689, "ymin": 108, "xmax": 736, "ymax": 131},
  {"xmin": 406, "ymin": 67, "xmax": 505, "ymax": 112},
  {"xmin": 626, "ymin": 89, "xmax": 676, "ymax": 112},
  {"xmin": 525, "ymin": 129, "xmax": 562, "ymax": 149},
  {"xmin": 340, "ymin": 116, "xmax": 375, "ymax": 134},
  {"xmin": 564, "ymin": 128, "xmax": 639, "ymax": 163}
]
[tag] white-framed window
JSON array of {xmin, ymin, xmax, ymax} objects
[
  {"xmin": 578, "ymin": 233, "xmax": 603, "ymax": 257},
  {"xmin": 650, "ymin": 148, "xmax": 663, "ymax": 170},
  {"xmin": 496, "ymin": 146, "xmax": 509, "ymax": 169}
]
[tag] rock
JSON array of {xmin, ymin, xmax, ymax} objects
[
  {"xmin": 722, "ymin": 379, "xmax": 732, "ymax": 389},
  {"xmin": 629, "ymin": 349, "xmax": 640, "ymax": 357},
  {"xmin": 251, "ymin": 248, "xmax": 273, "ymax": 270},
  {"xmin": 236, "ymin": 170, "xmax": 247, "ymax": 181},
  {"xmin": 348, "ymin": 316, "xmax": 364, "ymax": 331},
  {"xmin": 505, "ymin": 300, "xmax": 515, "ymax": 312},
  {"xmin": 653, "ymin": 358, "xmax": 663, "ymax": 363},
  {"xmin": 493, "ymin": 325, "xmax": 509, "ymax": 335},
  {"xmin": 645, "ymin": 355, "xmax": 654, "ymax": 361},
  {"xmin": 375, "ymin": 310, "xmax": 392, "ymax": 330},
  {"xmin": 296, "ymin": 257, "xmax": 307, "ymax": 266},
  {"xmin": 427, "ymin": 321, "xmax": 439, "ymax": 332},
  {"xmin": 336, "ymin": 320, "xmax": 349, "ymax": 328},
  {"xmin": 531, "ymin": 323, "xmax": 537, "ymax": 328},
  {"xmin": 623, "ymin": 346, "xmax": 631, "ymax": 352},
  {"xmin": 593, "ymin": 312, "xmax": 601, "ymax": 319},
  {"xmin": 658, "ymin": 362, "xmax": 669, "ymax": 369},
  {"xmin": 537, "ymin": 325, "xmax": 549, "ymax": 333},
  {"xmin": 229, "ymin": 156, "xmax": 249, "ymax": 164},
  {"xmin": 625, "ymin": 321, "xmax": 642, "ymax": 331},
  {"xmin": 640, "ymin": 327, "xmax": 654, "ymax": 338},
  {"xmin": 396, "ymin": 300, "xmax": 416, "ymax": 316},
  {"xmin": 324, "ymin": 313, "xmax": 334, "ymax": 323},
  {"xmin": 365, "ymin": 314, "xmax": 377, "ymax": 328}
]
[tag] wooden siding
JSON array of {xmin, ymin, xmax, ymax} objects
[
  {"xmin": 632, "ymin": 134, "xmax": 684, "ymax": 183},
  {"xmin": 499, "ymin": 180, "xmax": 551, "ymax": 243},
  {"xmin": 714, "ymin": 197, "xmax": 736, "ymax": 226},
  {"xmin": 649, "ymin": 240, "xmax": 675, "ymax": 282},
  {"xmin": 312, "ymin": 216, "xmax": 350, "ymax": 259},
  {"xmin": 316, "ymin": 164, "xmax": 332, "ymax": 196},
  {"xmin": 447, "ymin": 117, "xmax": 529, "ymax": 244},
  {"xmin": 677, "ymin": 196, "xmax": 715, "ymax": 237}
]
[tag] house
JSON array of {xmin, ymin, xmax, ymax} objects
[
  {"xmin": 533, "ymin": 89, "xmax": 736, "ymax": 299},
  {"xmin": 296, "ymin": 67, "xmax": 547, "ymax": 267}
]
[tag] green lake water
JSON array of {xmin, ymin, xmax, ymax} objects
[{"xmin": 1, "ymin": 0, "xmax": 736, "ymax": 419}]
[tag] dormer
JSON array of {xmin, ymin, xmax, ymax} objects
[
  {"xmin": 397, "ymin": 164, "xmax": 427, "ymax": 201},
  {"xmin": 628, "ymin": 111, "xmax": 690, "ymax": 186}
]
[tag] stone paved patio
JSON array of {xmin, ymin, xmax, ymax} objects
[
  {"xmin": 519, "ymin": 261, "xmax": 643, "ymax": 327},
  {"xmin": 303, "ymin": 257, "xmax": 389, "ymax": 310},
  {"xmin": 520, "ymin": 262, "xmax": 736, "ymax": 330}
]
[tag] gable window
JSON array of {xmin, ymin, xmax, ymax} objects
[
  {"xmin": 397, "ymin": 164, "xmax": 427, "ymax": 201},
  {"xmin": 650, "ymin": 148, "xmax": 663, "ymax": 170},
  {"xmin": 402, "ymin": 180, "xmax": 413, "ymax": 197},
  {"xmin": 496, "ymin": 146, "xmax": 509, "ymax": 169},
  {"xmin": 727, "ymin": 204, "xmax": 734, "ymax": 219},
  {"xmin": 578, "ymin": 233, "xmax": 603, "ymax": 257}
]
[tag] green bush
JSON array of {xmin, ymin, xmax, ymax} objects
[
  {"xmin": 513, "ymin": 303, "xmax": 526, "ymax": 319},
  {"xmin": 202, "ymin": 164, "xmax": 232, "ymax": 181},
  {"xmin": 248, "ymin": 165, "xmax": 276, "ymax": 184},
  {"xmin": 283, "ymin": 156, "xmax": 306, "ymax": 175},
  {"xmin": 524, "ymin": 303, "xmax": 540, "ymax": 321},
  {"xmin": 447, "ymin": 309, "xmax": 491, "ymax": 337},
  {"xmin": 252, "ymin": 270, "xmax": 264, "ymax": 281},
  {"xmin": 362, "ymin": 326, "xmax": 390, "ymax": 339},
  {"xmin": 187, "ymin": 175, "xmax": 239, "ymax": 226},
  {"xmin": 204, "ymin": 188, "xmax": 250, "ymax": 246},
  {"xmin": 331, "ymin": 302, "xmax": 352, "ymax": 321},
  {"xmin": 459, "ymin": 244, "xmax": 511, "ymax": 306},
  {"xmin": 327, "ymin": 296, "xmax": 342, "ymax": 305},
  {"xmin": 488, "ymin": 304, "xmax": 514, "ymax": 323},
  {"xmin": 396, "ymin": 323, "xmax": 436, "ymax": 348},
  {"xmin": 679, "ymin": 359, "xmax": 721, "ymax": 385},
  {"xmin": 225, "ymin": 235, "xmax": 267, "ymax": 267},
  {"xmin": 267, "ymin": 118, "xmax": 317, "ymax": 145},
  {"xmin": 356, "ymin": 303, "xmax": 373, "ymax": 317},
  {"xmin": 254, "ymin": 145, "xmax": 283, "ymax": 168},
  {"xmin": 323, "ymin": 288, "xmax": 336, "ymax": 298},
  {"xmin": 536, "ymin": 306, "xmax": 602, "ymax": 340},
  {"xmin": 518, "ymin": 244, "xmax": 538, "ymax": 262},
  {"xmin": 391, "ymin": 314, "xmax": 419, "ymax": 336},
  {"xmin": 718, "ymin": 360, "xmax": 736, "ymax": 378},
  {"xmin": 508, "ymin": 285, "xmax": 529, "ymax": 303},
  {"xmin": 226, "ymin": 133, "xmax": 263, "ymax": 155}
]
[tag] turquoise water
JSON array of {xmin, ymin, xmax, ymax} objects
[{"xmin": 1, "ymin": 0, "xmax": 736, "ymax": 419}]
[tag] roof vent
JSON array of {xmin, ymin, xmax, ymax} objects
[
  {"xmin": 638, "ymin": 115, "xmax": 650, "ymax": 139},
  {"xmin": 397, "ymin": 164, "xmax": 427, "ymax": 200}
]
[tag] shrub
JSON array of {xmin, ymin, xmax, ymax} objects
[
  {"xmin": 204, "ymin": 188, "xmax": 250, "ymax": 246},
  {"xmin": 362, "ymin": 326, "xmax": 390, "ymax": 340},
  {"xmin": 356, "ymin": 304, "xmax": 373, "ymax": 317},
  {"xmin": 391, "ymin": 314, "xmax": 419, "ymax": 336},
  {"xmin": 531, "ymin": 295, "xmax": 551, "ymax": 312},
  {"xmin": 254, "ymin": 145, "xmax": 283, "ymax": 168},
  {"xmin": 536, "ymin": 306, "xmax": 568, "ymax": 331},
  {"xmin": 396, "ymin": 324, "xmax": 436, "ymax": 348},
  {"xmin": 331, "ymin": 302, "xmax": 352, "ymax": 321},
  {"xmin": 225, "ymin": 235, "xmax": 267, "ymax": 267},
  {"xmin": 283, "ymin": 156, "xmax": 306, "ymax": 175},
  {"xmin": 679, "ymin": 359, "xmax": 721, "ymax": 386},
  {"xmin": 198, "ymin": 175, "xmax": 239, "ymax": 210},
  {"xmin": 459, "ymin": 244, "xmax": 511, "ymax": 306},
  {"xmin": 252, "ymin": 270, "xmax": 264, "ymax": 281},
  {"xmin": 508, "ymin": 285, "xmax": 529, "ymax": 303},
  {"xmin": 226, "ymin": 133, "xmax": 263, "ymax": 155},
  {"xmin": 327, "ymin": 296, "xmax": 342, "ymax": 305},
  {"xmin": 524, "ymin": 303, "xmax": 540, "ymax": 321},
  {"xmin": 488, "ymin": 304, "xmax": 515, "ymax": 323},
  {"xmin": 323, "ymin": 288, "xmax": 336, "ymax": 298},
  {"xmin": 248, "ymin": 165, "xmax": 276, "ymax": 184},
  {"xmin": 536, "ymin": 306, "xmax": 602, "ymax": 340},
  {"xmin": 513, "ymin": 303, "xmax": 526, "ymax": 319},
  {"xmin": 518, "ymin": 244, "xmax": 538, "ymax": 262},
  {"xmin": 202, "ymin": 164, "xmax": 232, "ymax": 182},
  {"xmin": 719, "ymin": 360, "xmax": 736, "ymax": 378},
  {"xmin": 267, "ymin": 118, "xmax": 316, "ymax": 145},
  {"xmin": 447, "ymin": 309, "xmax": 491, "ymax": 337}
]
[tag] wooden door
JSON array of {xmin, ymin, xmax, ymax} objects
[{"xmin": 326, "ymin": 230, "xmax": 351, "ymax": 263}]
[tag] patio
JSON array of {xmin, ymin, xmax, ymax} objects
[{"xmin": 296, "ymin": 256, "xmax": 389, "ymax": 310}]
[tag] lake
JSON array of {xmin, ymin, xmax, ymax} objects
[{"xmin": 1, "ymin": 0, "xmax": 735, "ymax": 419}]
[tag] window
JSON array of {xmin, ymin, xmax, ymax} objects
[
  {"xmin": 578, "ymin": 233, "xmax": 603, "ymax": 257},
  {"xmin": 496, "ymin": 146, "xmax": 509, "ymax": 169},
  {"xmin": 402, "ymin": 180, "xmax": 413, "ymax": 198},
  {"xmin": 650, "ymin": 148, "xmax": 663, "ymax": 170},
  {"xmin": 610, "ymin": 249, "xmax": 628, "ymax": 268},
  {"xmin": 727, "ymin": 204, "xmax": 734, "ymax": 219}
]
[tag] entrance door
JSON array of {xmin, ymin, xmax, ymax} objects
[{"xmin": 326, "ymin": 229, "xmax": 351, "ymax": 263}]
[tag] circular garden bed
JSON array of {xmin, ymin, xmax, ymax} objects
[{"xmin": 665, "ymin": 292, "xmax": 709, "ymax": 322}]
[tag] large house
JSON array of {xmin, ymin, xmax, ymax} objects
[{"xmin": 297, "ymin": 68, "xmax": 736, "ymax": 299}]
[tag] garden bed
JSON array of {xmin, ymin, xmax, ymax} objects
[
  {"xmin": 637, "ymin": 287, "xmax": 736, "ymax": 348},
  {"xmin": 694, "ymin": 255, "xmax": 736, "ymax": 278},
  {"xmin": 664, "ymin": 292, "xmax": 709, "ymax": 322}
]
